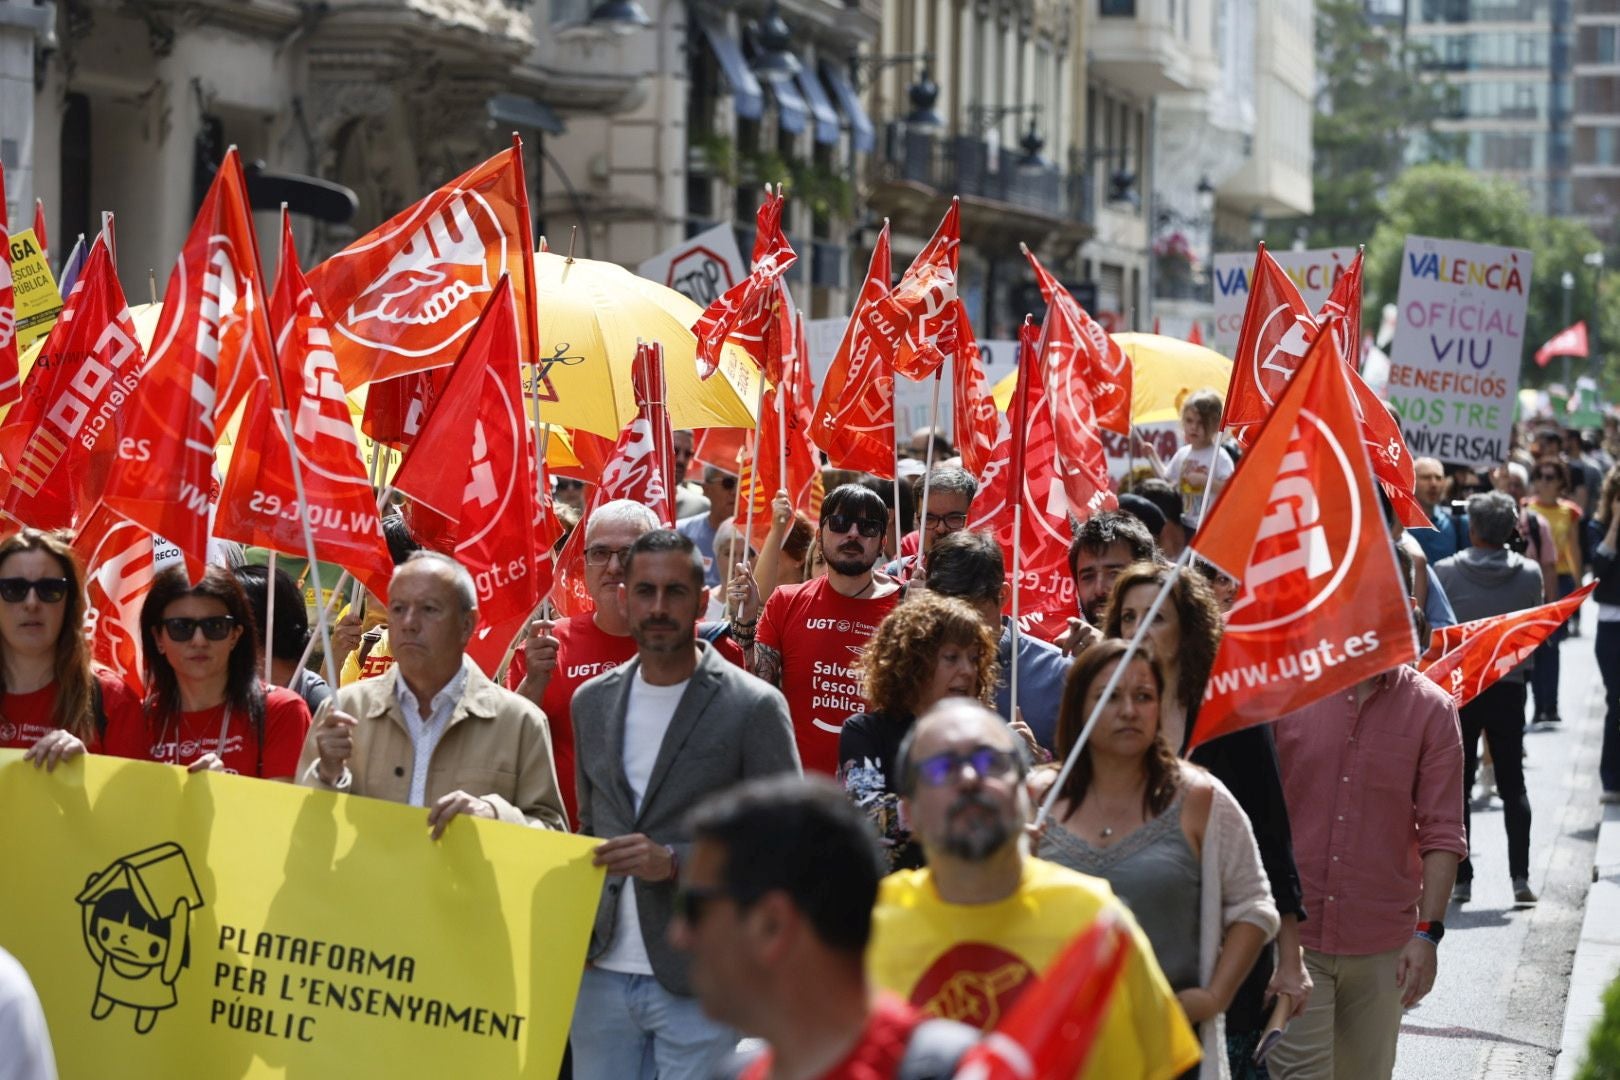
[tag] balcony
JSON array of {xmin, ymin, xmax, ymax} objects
[
  {"xmin": 866, "ymin": 127, "xmax": 1095, "ymax": 250},
  {"xmin": 1087, "ymin": 0, "xmax": 1202, "ymax": 97}
]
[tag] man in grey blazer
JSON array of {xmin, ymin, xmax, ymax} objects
[{"xmin": 570, "ymin": 528, "xmax": 801, "ymax": 1080}]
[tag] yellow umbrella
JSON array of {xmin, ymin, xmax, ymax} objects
[
  {"xmin": 991, "ymin": 332, "xmax": 1232, "ymax": 425},
  {"xmin": 531, "ymin": 251, "xmax": 762, "ymax": 438}
]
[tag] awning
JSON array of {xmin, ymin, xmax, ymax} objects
[
  {"xmin": 758, "ymin": 69, "xmax": 808, "ymax": 135},
  {"xmin": 820, "ymin": 61, "xmax": 875, "ymax": 154},
  {"xmin": 796, "ymin": 63, "xmax": 841, "ymax": 145},
  {"xmin": 700, "ymin": 24, "xmax": 764, "ymax": 120},
  {"xmin": 487, "ymin": 93, "xmax": 566, "ymax": 136}
]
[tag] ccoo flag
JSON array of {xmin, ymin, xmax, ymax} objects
[{"xmin": 1188, "ymin": 330, "xmax": 1418, "ymax": 750}]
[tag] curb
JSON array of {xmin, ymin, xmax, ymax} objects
[{"xmin": 1554, "ymin": 799, "xmax": 1620, "ymax": 1079}]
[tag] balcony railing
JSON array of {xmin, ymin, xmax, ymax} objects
[{"xmin": 876, "ymin": 127, "xmax": 1095, "ymax": 227}]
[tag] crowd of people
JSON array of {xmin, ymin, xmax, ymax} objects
[{"xmin": 4, "ymin": 391, "xmax": 1619, "ymax": 1080}]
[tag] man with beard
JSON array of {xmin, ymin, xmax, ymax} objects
[
  {"xmin": 1057, "ymin": 510, "xmax": 1158, "ymax": 655},
  {"xmin": 747, "ymin": 484, "xmax": 904, "ymax": 775},
  {"xmin": 865, "ymin": 699, "xmax": 1200, "ymax": 1079},
  {"xmin": 570, "ymin": 529, "xmax": 800, "ymax": 1080}
]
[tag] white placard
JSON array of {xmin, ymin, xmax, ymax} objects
[
  {"xmin": 1386, "ymin": 235, "xmax": 1532, "ymax": 467},
  {"xmin": 637, "ymin": 223, "xmax": 748, "ymax": 308},
  {"xmin": 1211, "ymin": 247, "xmax": 1358, "ymax": 357}
]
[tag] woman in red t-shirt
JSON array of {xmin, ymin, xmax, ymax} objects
[
  {"xmin": 104, "ymin": 566, "xmax": 311, "ymax": 779},
  {"xmin": 1, "ymin": 528, "xmax": 142, "ymax": 768}
]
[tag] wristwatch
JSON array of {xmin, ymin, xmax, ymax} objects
[{"xmin": 1414, "ymin": 920, "xmax": 1445, "ymax": 944}]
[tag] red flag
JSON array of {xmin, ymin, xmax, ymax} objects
[
  {"xmin": 551, "ymin": 342, "xmax": 675, "ymax": 617},
  {"xmin": 1189, "ymin": 330, "xmax": 1418, "ymax": 750},
  {"xmin": 812, "ymin": 223, "xmax": 896, "ymax": 477},
  {"xmin": 1188, "ymin": 321, "xmax": 1204, "ymax": 346},
  {"xmin": 362, "ymin": 368, "xmax": 451, "ymax": 450},
  {"xmin": 307, "ymin": 144, "xmax": 538, "ymax": 389},
  {"xmin": 691, "ymin": 427, "xmax": 747, "ymax": 477},
  {"xmin": 74, "ymin": 504, "xmax": 155, "ymax": 697},
  {"xmin": 952, "ymin": 302, "xmax": 1004, "ymax": 478},
  {"xmin": 0, "ymin": 234, "xmax": 144, "ymax": 529},
  {"xmin": 887, "ymin": 200, "xmax": 963, "ymax": 381},
  {"xmin": 691, "ymin": 190, "xmax": 795, "ymax": 381},
  {"xmin": 1039, "ymin": 297, "xmax": 1117, "ymax": 523},
  {"xmin": 32, "ymin": 198, "xmax": 47, "ymax": 261},
  {"xmin": 1223, "ymin": 245, "xmax": 1318, "ymax": 428},
  {"xmin": 214, "ymin": 213, "xmax": 395, "ymax": 605},
  {"xmin": 1024, "ymin": 247, "xmax": 1132, "ymax": 434},
  {"xmin": 391, "ymin": 275, "xmax": 557, "ymax": 674},
  {"xmin": 1420, "ymin": 583, "xmax": 1595, "ymax": 707},
  {"xmin": 967, "ymin": 317, "xmax": 1078, "ymax": 643},
  {"xmin": 0, "ymin": 164, "xmax": 20, "ymax": 407},
  {"xmin": 951, "ymin": 915, "xmax": 1131, "ymax": 1080},
  {"xmin": 1317, "ymin": 249, "xmax": 1363, "ymax": 366},
  {"xmin": 98, "ymin": 150, "xmax": 273, "ymax": 582},
  {"xmin": 1534, "ymin": 321, "xmax": 1590, "ymax": 368},
  {"xmin": 735, "ymin": 313, "xmax": 822, "ymax": 550}
]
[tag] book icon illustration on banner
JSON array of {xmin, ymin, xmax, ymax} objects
[{"xmin": 76, "ymin": 842, "xmax": 203, "ymax": 1034}]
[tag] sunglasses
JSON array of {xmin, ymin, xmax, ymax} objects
[
  {"xmin": 162, "ymin": 616, "xmax": 238, "ymax": 643},
  {"xmin": 705, "ymin": 474, "xmax": 738, "ymax": 490},
  {"xmin": 672, "ymin": 884, "xmax": 732, "ymax": 925},
  {"xmin": 1535, "ymin": 473, "xmax": 1561, "ymax": 482},
  {"xmin": 0, "ymin": 577, "xmax": 69, "ymax": 604},
  {"xmin": 824, "ymin": 513, "xmax": 885, "ymax": 538},
  {"xmin": 914, "ymin": 745, "xmax": 1019, "ymax": 788}
]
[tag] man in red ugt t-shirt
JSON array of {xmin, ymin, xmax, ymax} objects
[{"xmin": 752, "ymin": 486, "xmax": 901, "ymax": 776}]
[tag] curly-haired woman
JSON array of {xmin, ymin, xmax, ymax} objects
[{"xmin": 839, "ymin": 592, "xmax": 1001, "ymax": 871}]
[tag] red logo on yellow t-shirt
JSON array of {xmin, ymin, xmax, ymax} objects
[{"xmin": 908, "ymin": 942, "xmax": 1035, "ymax": 1031}]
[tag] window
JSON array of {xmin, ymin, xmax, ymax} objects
[
  {"xmin": 1598, "ymin": 127, "xmax": 1619, "ymax": 165},
  {"xmin": 1100, "ymin": 0, "xmax": 1136, "ymax": 15}
]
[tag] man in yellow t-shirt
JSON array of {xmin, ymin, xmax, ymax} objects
[{"xmin": 867, "ymin": 699, "xmax": 1200, "ymax": 1080}]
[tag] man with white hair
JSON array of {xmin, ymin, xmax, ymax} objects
[{"xmin": 298, "ymin": 551, "xmax": 567, "ymax": 834}]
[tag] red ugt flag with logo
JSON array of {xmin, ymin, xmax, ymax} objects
[
  {"xmin": 691, "ymin": 189, "xmax": 795, "ymax": 382},
  {"xmin": 1188, "ymin": 330, "xmax": 1418, "ymax": 750},
  {"xmin": 1420, "ymin": 583, "xmax": 1595, "ymax": 707},
  {"xmin": 812, "ymin": 222, "xmax": 896, "ymax": 478}
]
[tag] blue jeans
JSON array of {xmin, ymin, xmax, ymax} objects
[
  {"xmin": 1530, "ymin": 573, "xmax": 1577, "ymax": 720},
  {"xmin": 569, "ymin": 967, "xmax": 737, "ymax": 1080}
]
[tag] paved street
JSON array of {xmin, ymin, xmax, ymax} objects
[{"xmin": 1394, "ymin": 606, "xmax": 1609, "ymax": 1080}]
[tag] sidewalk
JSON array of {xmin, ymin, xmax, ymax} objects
[{"xmin": 1556, "ymin": 799, "xmax": 1620, "ymax": 1079}]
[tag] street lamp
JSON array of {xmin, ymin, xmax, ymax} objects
[
  {"xmin": 1249, "ymin": 206, "xmax": 1266, "ymax": 242},
  {"xmin": 751, "ymin": 1, "xmax": 800, "ymax": 77},
  {"xmin": 587, "ymin": 0, "xmax": 653, "ymax": 32},
  {"xmin": 850, "ymin": 52, "xmax": 942, "ymax": 131},
  {"xmin": 1562, "ymin": 269, "xmax": 1576, "ymax": 393},
  {"xmin": 1195, "ymin": 174, "xmax": 1216, "ymax": 216}
]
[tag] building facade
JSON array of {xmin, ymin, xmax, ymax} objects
[{"xmin": 1572, "ymin": 0, "xmax": 1619, "ymax": 246}]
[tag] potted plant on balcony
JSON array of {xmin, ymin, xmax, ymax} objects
[{"xmin": 1153, "ymin": 230, "xmax": 1199, "ymax": 285}]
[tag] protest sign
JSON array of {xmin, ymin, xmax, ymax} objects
[
  {"xmin": 0, "ymin": 752, "xmax": 603, "ymax": 1079},
  {"xmin": 638, "ymin": 222, "xmax": 748, "ymax": 309},
  {"xmin": 1386, "ymin": 235, "xmax": 1533, "ymax": 468},
  {"xmin": 1211, "ymin": 247, "xmax": 1356, "ymax": 358},
  {"xmin": 9, "ymin": 229, "xmax": 64, "ymax": 349}
]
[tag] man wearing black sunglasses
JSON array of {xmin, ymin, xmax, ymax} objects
[
  {"xmin": 866, "ymin": 699, "xmax": 1199, "ymax": 1078},
  {"xmin": 672, "ymin": 776, "xmax": 977, "ymax": 1080},
  {"xmin": 750, "ymin": 484, "xmax": 903, "ymax": 776},
  {"xmin": 676, "ymin": 466, "xmax": 740, "ymax": 588}
]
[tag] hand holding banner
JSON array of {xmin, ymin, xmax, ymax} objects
[{"xmin": 0, "ymin": 752, "xmax": 604, "ymax": 1079}]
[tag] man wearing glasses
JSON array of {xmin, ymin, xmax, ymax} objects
[
  {"xmin": 866, "ymin": 699, "xmax": 1199, "ymax": 1079},
  {"xmin": 883, "ymin": 466, "xmax": 978, "ymax": 581},
  {"xmin": 570, "ymin": 530, "xmax": 799, "ymax": 1080},
  {"xmin": 676, "ymin": 466, "xmax": 740, "ymax": 587},
  {"xmin": 747, "ymin": 485, "xmax": 903, "ymax": 775}
]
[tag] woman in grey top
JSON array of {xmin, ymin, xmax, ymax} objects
[{"xmin": 1035, "ymin": 640, "xmax": 1278, "ymax": 1080}]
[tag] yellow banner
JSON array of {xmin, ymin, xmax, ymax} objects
[
  {"xmin": 0, "ymin": 751, "xmax": 604, "ymax": 1078},
  {"xmin": 8, "ymin": 229, "xmax": 64, "ymax": 349}
]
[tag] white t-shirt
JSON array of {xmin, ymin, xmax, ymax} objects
[
  {"xmin": 594, "ymin": 669, "xmax": 690, "ymax": 976},
  {"xmin": 1166, "ymin": 443, "xmax": 1235, "ymax": 528},
  {"xmin": 0, "ymin": 946, "xmax": 56, "ymax": 1080}
]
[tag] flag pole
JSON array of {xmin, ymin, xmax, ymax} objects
[
  {"xmin": 263, "ymin": 550, "xmax": 277, "ymax": 683},
  {"xmin": 1194, "ymin": 427, "xmax": 1225, "ymax": 534},
  {"xmin": 1005, "ymin": 316, "xmax": 1039, "ymax": 725},
  {"xmin": 917, "ymin": 364, "xmax": 945, "ymax": 561},
  {"xmin": 1034, "ymin": 551, "xmax": 1190, "ymax": 830},
  {"xmin": 294, "ymin": 570, "xmax": 350, "ymax": 673},
  {"xmin": 730, "ymin": 372, "xmax": 767, "ymax": 621}
]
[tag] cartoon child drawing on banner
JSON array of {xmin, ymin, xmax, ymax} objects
[{"xmin": 76, "ymin": 842, "xmax": 202, "ymax": 1033}]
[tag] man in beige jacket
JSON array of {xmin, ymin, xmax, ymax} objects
[{"xmin": 296, "ymin": 551, "xmax": 567, "ymax": 835}]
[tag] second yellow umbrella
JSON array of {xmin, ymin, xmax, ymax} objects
[{"xmin": 991, "ymin": 332, "xmax": 1232, "ymax": 425}]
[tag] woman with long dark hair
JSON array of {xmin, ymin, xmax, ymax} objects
[
  {"xmin": 104, "ymin": 566, "xmax": 311, "ymax": 779},
  {"xmin": 0, "ymin": 528, "xmax": 142, "ymax": 768},
  {"xmin": 1102, "ymin": 563, "xmax": 1310, "ymax": 1076},
  {"xmin": 1036, "ymin": 639, "xmax": 1276, "ymax": 1080}
]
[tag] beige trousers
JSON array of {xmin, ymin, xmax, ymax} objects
[{"xmin": 1266, "ymin": 947, "xmax": 1405, "ymax": 1080}]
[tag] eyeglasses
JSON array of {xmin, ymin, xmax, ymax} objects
[
  {"xmin": 705, "ymin": 474, "xmax": 738, "ymax": 490},
  {"xmin": 161, "ymin": 616, "xmax": 238, "ymax": 643},
  {"xmin": 924, "ymin": 512, "xmax": 969, "ymax": 530},
  {"xmin": 672, "ymin": 884, "xmax": 731, "ymax": 925},
  {"xmin": 0, "ymin": 577, "xmax": 69, "ymax": 604},
  {"xmin": 1535, "ymin": 473, "xmax": 1561, "ymax": 482},
  {"xmin": 585, "ymin": 545, "xmax": 634, "ymax": 567},
  {"xmin": 824, "ymin": 513, "xmax": 885, "ymax": 538},
  {"xmin": 913, "ymin": 745, "xmax": 1019, "ymax": 788}
]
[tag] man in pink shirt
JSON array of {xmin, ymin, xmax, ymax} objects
[{"xmin": 1267, "ymin": 661, "xmax": 1466, "ymax": 1080}]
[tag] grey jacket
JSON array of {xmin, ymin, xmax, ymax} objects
[
  {"xmin": 573, "ymin": 640, "xmax": 801, "ymax": 995},
  {"xmin": 1434, "ymin": 546, "xmax": 1546, "ymax": 683}
]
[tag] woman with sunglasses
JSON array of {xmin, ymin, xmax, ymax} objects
[
  {"xmin": 841, "ymin": 593, "xmax": 1001, "ymax": 871},
  {"xmin": 1036, "ymin": 639, "xmax": 1276, "ymax": 1079},
  {"xmin": 0, "ymin": 528, "xmax": 143, "ymax": 769},
  {"xmin": 1525, "ymin": 459, "xmax": 1583, "ymax": 725},
  {"xmin": 104, "ymin": 566, "xmax": 312, "ymax": 779}
]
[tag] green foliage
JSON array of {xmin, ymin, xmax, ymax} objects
[
  {"xmin": 692, "ymin": 132, "xmax": 737, "ymax": 185},
  {"xmin": 789, "ymin": 159, "xmax": 853, "ymax": 219},
  {"xmin": 1285, "ymin": 0, "xmax": 1461, "ymax": 249},
  {"xmin": 1577, "ymin": 970, "xmax": 1620, "ymax": 1080}
]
